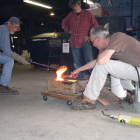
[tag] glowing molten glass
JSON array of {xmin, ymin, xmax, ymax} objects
[
  {"xmin": 68, "ymin": 80, "xmax": 77, "ymax": 82},
  {"xmin": 56, "ymin": 66, "xmax": 67, "ymax": 81}
]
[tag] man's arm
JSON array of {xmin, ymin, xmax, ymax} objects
[
  {"xmin": 70, "ymin": 59, "xmax": 97, "ymax": 78},
  {"xmin": 62, "ymin": 14, "xmax": 71, "ymax": 34},
  {"xmin": 1, "ymin": 31, "xmax": 14, "ymax": 57},
  {"xmin": 84, "ymin": 11, "xmax": 98, "ymax": 42},
  {"xmin": 97, "ymin": 49, "xmax": 115, "ymax": 65},
  {"xmin": 89, "ymin": 12, "xmax": 99, "ymax": 28}
]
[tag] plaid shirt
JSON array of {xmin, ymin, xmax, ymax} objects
[{"xmin": 62, "ymin": 9, "xmax": 98, "ymax": 48}]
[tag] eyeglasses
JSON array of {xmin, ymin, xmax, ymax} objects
[
  {"xmin": 10, "ymin": 22, "xmax": 20, "ymax": 31},
  {"xmin": 92, "ymin": 37, "xmax": 97, "ymax": 45}
]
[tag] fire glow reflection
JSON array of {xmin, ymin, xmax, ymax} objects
[{"xmin": 68, "ymin": 80, "xmax": 77, "ymax": 82}]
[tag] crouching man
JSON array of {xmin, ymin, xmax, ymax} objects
[
  {"xmin": 70, "ymin": 25, "xmax": 140, "ymax": 112},
  {"xmin": 0, "ymin": 17, "xmax": 30, "ymax": 95}
]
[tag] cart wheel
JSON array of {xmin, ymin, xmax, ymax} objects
[
  {"xmin": 46, "ymin": 68, "xmax": 50, "ymax": 72},
  {"xmin": 67, "ymin": 100, "xmax": 72, "ymax": 106},
  {"xmin": 43, "ymin": 96, "xmax": 47, "ymax": 101}
]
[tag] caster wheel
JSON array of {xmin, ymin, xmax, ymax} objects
[
  {"xmin": 43, "ymin": 96, "xmax": 47, "ymax": 101},
  {"xmin": 67, "ymin": 100, "xmax": 72, "ymax": 106},
  {"xmin": 46, "ymin": 68, "xmax": 50, "ymax": 72}
]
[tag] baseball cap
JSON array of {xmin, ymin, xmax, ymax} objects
[{"xmin": 8, "ymin": 17, "xmax": 21, "ymax": 25}]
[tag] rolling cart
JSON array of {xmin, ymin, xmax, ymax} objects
[{"xmin": 41, "ymin": 91, "xmax": 83, "ymax": 106}]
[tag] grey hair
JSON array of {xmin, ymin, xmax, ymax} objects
[
  {"xmin": 90, "ymin": 25, "xmax": 110, "ymax": 39},
  {"xmin": 69, "ymin": 0, "xmax": 81, "ymax": 8}
]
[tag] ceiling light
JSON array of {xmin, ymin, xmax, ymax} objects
[
  {"xmin": 23, "ymin": 0, "xmax": 52, "ymax": 9},
  {"xmin": 50, "ymin": 13, "xmax": 55, "ymax": 16},
  {"xmin": 41, "ymin": 23, "xmax": 44, "ymax": 25},
  {"xmin": 83, "ymin": 0, "xmax": 94, "ymax": 4}
]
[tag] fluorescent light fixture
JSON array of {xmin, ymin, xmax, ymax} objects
[
  {"xmin": 83, "ymin": 0, "xmax": 94, "ymax": 4},
  {"xmin": 50, "ymin": 13, "xmax": 55, "ymax": 16},
  {"xmin": 23, "ymin": 0, "xmax": 52, "ymax": 9}
]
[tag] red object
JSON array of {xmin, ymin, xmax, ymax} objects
[
  {"xmin": 102, "ymin": 9, "xmax": 109, "ymax": 17},
  {"xmin": 59, "ymin": 58, "xmax": 62, "ymax": 66},
  {"xmin": 0, "ymin": 64, "xmax": 3, "ymax": 68},
  {"xmin": 62, "ymin": 9, "xmax": 98, "ymax": 48}
]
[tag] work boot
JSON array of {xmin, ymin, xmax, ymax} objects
[
  {"xmin": 124, "ymin": 92, "xmax": 135, "ymax": 106},
  {"xmin": 0, "ymin": 84, "xmax": 19, "ymax": 95},
  {"xmin": 69, "ymin": 96, "xmax": 96, "ymax": 112}
]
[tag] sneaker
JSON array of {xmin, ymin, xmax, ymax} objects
[
  {"xmin": 0, "ymin": 84, "xmax": 19, "ymax": 95},
  {"xmin": 69, "ymin": 96, "xmax": 96, "ymax": 112}
]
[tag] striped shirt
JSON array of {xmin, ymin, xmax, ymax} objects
[{"xmin": 62, "ymin": 9, "xmax": 98, "ymax": 48}]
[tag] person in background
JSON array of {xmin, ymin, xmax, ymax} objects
[
  {"xmin": 69, "ymin": 25, "xmax": 140, "ymax": 112},
  {"xmin": 62, "ymin": 0, "xmax": 98, "ymax": 79},
  {"xmin": 0, "ymin": 17, "xmax": 30, "ymax": 95}
]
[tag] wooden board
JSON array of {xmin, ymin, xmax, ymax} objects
[
  {"xmin": 98, "ymin": 87, "xmax": 123, "ymax": 110},
  {"xmin": 41, "ymin": 91, "xmax": 83, "ymax": 100},
  {"xmin": 77, "ymin": 80, "xmax": 123, "ymax": 110},
  {"xmin": 47, "ymin": 79, "xmax": 84, "ymax": 94}
]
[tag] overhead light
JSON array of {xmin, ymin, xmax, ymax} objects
[
  {"xmin": 41, "ymin": 23, "xmax": 44, "ymax": 25},
  {"xmin": 50, "ymin": 13, "xmax": 55, "ymax": 16},
  {"xmin": 23, "ymin": 0, "xmax": 52, "ymax": 9},
  {"xmin": 83, "ymin": 0, "xmax": 94, "ymax": 4}
]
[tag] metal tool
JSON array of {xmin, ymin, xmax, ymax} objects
[
  {"xmin": 102, "ymin": 111, "xmax": 118, "ymax": 119},
  {"xmin": 31, "ymin": 61, "xmax": 59, "ymax": 70},
  {"xmin": 31, "ymin": 62, "xmax": 85, "ymax": 81},
  {"xmin": 102, "ymin": 111, "xmax": 140, "ymax": 126}
]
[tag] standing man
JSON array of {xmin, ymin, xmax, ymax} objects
[
  {"xmin": 0, "ymin": 17, "xmax": 30, "ymax": 95},
  {"xmin": 69, "ymin": 25, "xmax": 140, "ymax": 112},
  {"xmin": 62, "ymin": 0, "xmax": 98, "ymax": 79}
]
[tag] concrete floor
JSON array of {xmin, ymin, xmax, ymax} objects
[{"xmin": 0, "ymin": 64, "xmax": 140, "ymax": 140}]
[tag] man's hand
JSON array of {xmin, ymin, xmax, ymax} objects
[
  {"xmin": 69, "ymin": 59, "xmax": 97, "ymax": 78},
  {"xmin": 69, "ymin": 70, "xmax": 80, "ymax": 78},
  {"xmin": 84, "ymin": 36, "xmax": 90, "ymax": 42},
  {"xmin": 12, "ymin": 52, "xmax": 30, "ymax": 65}
]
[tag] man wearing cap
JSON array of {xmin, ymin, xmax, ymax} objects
[{"xmin": 0, "ymin": 17, "xmax": 30, "ymax": 94}]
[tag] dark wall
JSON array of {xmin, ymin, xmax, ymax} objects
[{"xmin": 98, "ymin": 0, "xmax": 140, "ymax": 27}]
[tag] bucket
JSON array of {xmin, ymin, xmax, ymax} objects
[
  {"xmin": 111, "ymin": 76, "xmax": 121, "ymax": 86},
  {"xmin": 111, "ymin": 76, "xmax": 127, "ymax": 99},
  {"xmin": 134, "ymin": 82, "xmax": 140, "ymax": 113}
]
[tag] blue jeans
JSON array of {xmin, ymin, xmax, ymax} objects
[
  {"xmin": 0, "ymin": 53, "xmax": 14, "ymax": 86},
  {"xmin": 71, "ymin": 42, "xmax": 94, "ymax": 79}
]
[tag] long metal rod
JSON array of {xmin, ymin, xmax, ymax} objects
[{"xmin": 31, "ymin": 62, "xmax": 58, "ymax": 70}]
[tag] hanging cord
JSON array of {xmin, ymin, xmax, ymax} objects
[{"xmin": 134, "ymin": 66, "xmax": 140, "ymax": 87}]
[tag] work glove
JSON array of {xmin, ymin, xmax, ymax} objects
[{"xmin": 12, "ymin": 52, "xmax": 30, "ymax": 65}]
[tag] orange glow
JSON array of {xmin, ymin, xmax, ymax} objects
[
  {"xmin": 68, "ymin": 80, "xmax": 77, "ymax": 82},
  {"xmin": 56, "ymin": 66, "xmax": 67, "ymax": 81}
]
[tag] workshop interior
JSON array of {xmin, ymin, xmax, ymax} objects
[
  {"xmin": 0, "ymin": 0, "xmax": 140, "ymax": 139},
  {"xmin": 0, "ymin": 0, "xmax": 140, "ymax": 68},
  {"xmin": 1, "ymin": 0, "xmax": 140, "ymax": 68}
]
